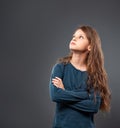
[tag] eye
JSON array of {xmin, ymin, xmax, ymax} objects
[{"xmin": 79, "ymin": 36, "xmax": 84, "ymax": 39}]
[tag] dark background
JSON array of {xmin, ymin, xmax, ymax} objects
[{"xmin": 0, "ymin": 0, "xmax": 120, "ymax": 128}]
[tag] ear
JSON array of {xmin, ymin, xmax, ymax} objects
[{"xmin": 87, "ymin": 45, "xmax": 91, "ymax": 51}]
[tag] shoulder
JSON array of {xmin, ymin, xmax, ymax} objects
[
  {"xmin": 52, "ymin": 62, "xmax": 65, "ymax": 71},
  {"xmin": 51, "ymin": 62, "xmax": 66, "ymax": 78}
]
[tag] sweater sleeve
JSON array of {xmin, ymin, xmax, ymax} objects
[
  {"xmin": 67, "ymin": 93, "xmax": 101, "ymax": 113},
  {"xmin": 49, "ymin": 64, "xmax": 89, "ymax": 103}
]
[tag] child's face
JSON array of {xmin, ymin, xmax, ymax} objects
[{"xmin": 69, "ymin": 29, "xmax": 91, "ymax": 52}]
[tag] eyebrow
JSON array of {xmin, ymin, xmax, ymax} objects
[
  {"xmin": 72, "ymin": 34, "xmax": 85, "ymax": 37},
  {"xmin": 80, "ymin": 34, "xmax": 84, "ymax": 36}
]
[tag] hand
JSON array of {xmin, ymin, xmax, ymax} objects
[{"xmin": 52, "ymin": 77, "xmax": 65, "ymax": 90}]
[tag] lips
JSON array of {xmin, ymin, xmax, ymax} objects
[{"xmin": 70, "ymin": 42, "xmax": 76, "ymax": 45}]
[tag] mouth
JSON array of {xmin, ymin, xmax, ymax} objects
[{"xmin": 70, "ymin": 42, "xmax": 76, "ymax": 45}]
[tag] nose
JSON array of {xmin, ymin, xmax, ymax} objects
[{"xmin": 72, "ymin": 37, "xmax": 76, "ymax": 41}]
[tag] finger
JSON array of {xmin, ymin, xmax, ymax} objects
[
  {"xmin": 52, "ymin": 82, "xmax": 59, "ymax": 88},
  {"xmin": 52, "ymin": 79, "xmax": 59, "ymax": 83},
  {"xmin": 52, "ymin": 79, "xmax": 59, "ymax": 85},
  {"xmin": 55, "ymin": 77, "xmax": 62, "ymax": 81},
  {"xmin": 53, "ymin": 84, "xmax": 59, "ymax": 88},
  {"xmin": 52, "ymin": 80, "xmax": 57, "ymax": 84}
]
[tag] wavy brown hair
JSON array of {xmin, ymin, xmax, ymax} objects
[{"xmin": 58, "ymin": 25, "xmax": 111, "ymax": 112}]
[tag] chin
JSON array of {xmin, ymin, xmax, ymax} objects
[
  {"xmin": 69, "ymin": 46, "xmax": 77, "ymax": 50},
  {"xmin": 69, "ymin": 47, "xmax": 79, "ymax": 51}
]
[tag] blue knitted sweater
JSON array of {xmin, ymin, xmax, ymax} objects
[{"xmin": 49, "ymin": 63, "xmax": 101, "ymax": 128}]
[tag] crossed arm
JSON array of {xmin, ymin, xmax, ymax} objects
[{"xmin": 49, "ymin": 64, "xmax": 101, "ymax": 113}]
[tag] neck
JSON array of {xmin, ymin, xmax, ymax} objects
[{"xmin": 70, "ymin": 51, "xmax": 88, "ymax": 71}]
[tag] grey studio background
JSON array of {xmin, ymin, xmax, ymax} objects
[{"xmin": 0, "ymin": 0, "xmax": 120, "ymax": 128}]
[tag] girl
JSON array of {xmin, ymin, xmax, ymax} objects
[{"xmin": 49, "ymin": 25, "xmax": 111, "ymax": 128}]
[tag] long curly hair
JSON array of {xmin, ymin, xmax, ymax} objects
[{"xmin": 58, "ymin": 25, "xmax": 111, "ymax": 112}]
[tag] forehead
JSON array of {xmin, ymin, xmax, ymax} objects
[{"xmin": 74, "ymin": 29, "xmax": 86, "ymax": 36}]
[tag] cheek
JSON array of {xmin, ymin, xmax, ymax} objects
[
  {"xmin": 78, "ymin": 41, "xmax": 89, "ymax": 49},
  {"xmin": 82, "ymin": 40, "xmax": 89, "ymax": 47}
]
